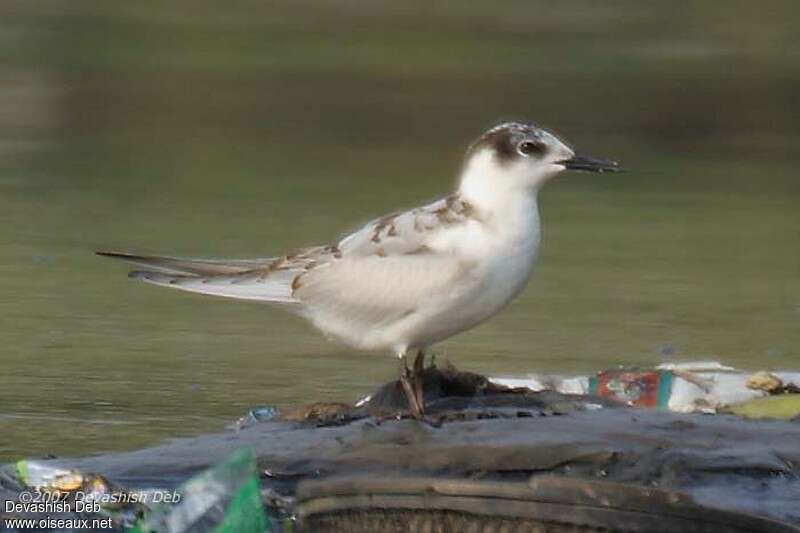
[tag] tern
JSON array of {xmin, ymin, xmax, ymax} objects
[{"xmin": 99, "ymin": 121, "xmax": 620, "ymax": 418}]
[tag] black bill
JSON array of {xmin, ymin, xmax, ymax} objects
[{"xmin": 559, "ymin": 153, "xmax": 622, "ymax": 173}]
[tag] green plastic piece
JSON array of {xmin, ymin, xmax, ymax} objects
[
  {"xmin": 15, "ymin": 460, "xmax": 29, "ymax": 485},
  {"xmin": 210, "ymin": 475, "xmax": 266, "ymax": 533},
  {"xmin": 128, "ymin": 448, "xmax": 269, "ymax": 533}
]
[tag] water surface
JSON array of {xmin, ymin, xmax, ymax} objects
[{"xmin": 1, "ymin": 1, "xmax": 798, "ymax": 460}]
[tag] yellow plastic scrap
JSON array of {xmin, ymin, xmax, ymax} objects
[
  {"xmin": 16, "ymin": 461, "xmax": 90, "ymax": 493},
  {"xmin": 745, "ymin": 371, "xmax": 783, "ymax": 393},
  {"xmin": 727, "ymin": 394, "xmax": 800, "ymax": 420},
  {"xmin": 51, "ymin": 472, "xmax": 84, "ymax": 491}
]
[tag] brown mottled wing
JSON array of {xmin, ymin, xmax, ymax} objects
[
  {"xmin": 291, "ymin": 195, "xmax": 478, "ymax": 321},
  {"xmin": 335, "ymin": 194, "xmax": 475, "ymax": 257}
]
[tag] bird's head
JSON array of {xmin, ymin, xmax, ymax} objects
[{"xmin": 459, "ymin": 122, "xmax": 620, "ymax": 207}]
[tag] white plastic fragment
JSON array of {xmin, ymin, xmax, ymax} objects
[{"xmin": 491, "ymin": 361, "xmax": 800, "ymax": 414}]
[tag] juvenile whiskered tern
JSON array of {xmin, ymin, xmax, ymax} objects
[{"xmin": 99, "ymin": 121, "xmax": 620, "ymax": 417}]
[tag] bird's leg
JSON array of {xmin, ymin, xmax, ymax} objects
[
  {"xmin": 412, "ymin": 349, "xmax": 426, "ymax": 415},
  {"xmin": 398, "ymin": 354, "xmax": 423, "ymax": 419}
]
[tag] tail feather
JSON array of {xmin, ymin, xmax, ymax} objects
[
  {"xmin": 98, "ymin": 251, "xmax": 299, "ymax": 304},
  {"xmin": 128, "ymin": 269, "xmax": 300, "ymax": 303},
  {"xmin": 96, "ymin": 251, "xmax": 273, "ymax": 276}
]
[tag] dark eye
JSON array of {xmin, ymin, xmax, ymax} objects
[{"xmin": 517, "ymin": 140, "xmax": 544, "ymax": 157}]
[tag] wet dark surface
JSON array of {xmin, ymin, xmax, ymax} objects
[{"xmin": 19, "ymin": 368, "xmax": 800, "ymax": 526}]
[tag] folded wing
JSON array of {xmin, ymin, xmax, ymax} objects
[
  {"xmin": 97, "ymin": 194, "xmax": 478, "ymax": 310},
  {"xmin": 294, "ymin": 255, "xmax": 472, "ymax": 326}
]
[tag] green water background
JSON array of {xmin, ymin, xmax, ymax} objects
[{"xmin": 1, "ymin": 1, "xmax": 798, "ymax": 460}]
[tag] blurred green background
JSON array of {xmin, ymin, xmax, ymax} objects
[{"xmin": 1, "ymin": 1, "xmax": 798, "ymax": 460}]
